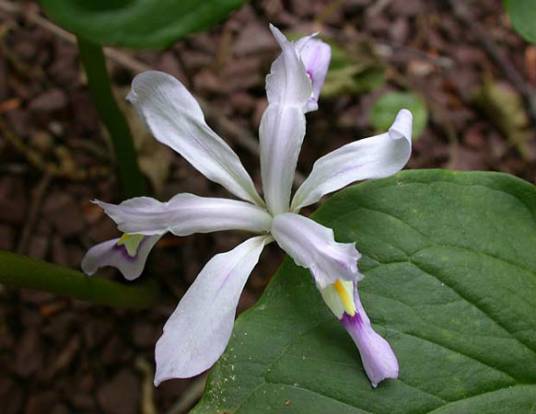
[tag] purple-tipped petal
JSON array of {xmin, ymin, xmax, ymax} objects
[
  {"xmin": 341, "ymin": 289, "xmax": 399, "ymax": 387},
  {"xmin": 296, "ymin": 36, "xmax": 331, "ymax": 113},
  {"xmin": 81, "ymin": 235, "xmax": 160, "ymax": 281}
]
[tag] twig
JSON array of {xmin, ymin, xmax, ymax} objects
[
  {"xmin": 374, "ymin": 42, "xmax": 453, "ymax": 70},
  {"xmin": 0, "ymin": 0, "xmax": 305, "ymax": 186},
  {"xmin": 135, "ymin": 357, "xmax": 157, "ymax": 414},
  {"xmin": 165, "ymin": 375, "xmax": 207, "ymax": 414},
  {"xmin": 16, "ymin": 171, "xmax": 52, "ymax": 254},
  {"xmin": 448, "ymin": 0, "xmax": 536, "ymax": 128},
  {"xmin": 0, "ymin": 116, "xmax": 112, "ymax": 180}
]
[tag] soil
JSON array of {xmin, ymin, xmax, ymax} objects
[{"xmin": 0, "ymin": 0, "xmax": 535, "ymax": 413}]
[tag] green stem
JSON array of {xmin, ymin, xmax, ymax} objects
[
  {"xmin": 77, "ymin": 37, "xmax": 146, "ymax": 198},
  {"xmin": 0, "ymin": 251, "xmax": 160, "ymax": 309}
]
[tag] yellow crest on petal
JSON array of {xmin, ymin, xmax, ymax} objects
[
  {"xmin": 319, "ymin": 279, "xmax": 356, "ymax": 319},
  {"xmin": 334, "ymin": 279, "xmax": 356, "ymax": 317},
  {"xmin": 117, "ymin": 233, "xmax": 145, "ymax": 257}
]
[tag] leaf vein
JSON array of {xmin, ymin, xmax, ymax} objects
[
  {"xmin": 423, "ymin": 384, "xmax": 536, "ymax": 414},
  {"xmin": 375, "ymin": 323, "xmax": 517, "ymax": 384},
  {"xmin": 409, "ymin": 261, "xmax": 536, "ymax": 357}
]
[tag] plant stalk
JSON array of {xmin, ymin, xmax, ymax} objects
[
  {"xmin": 0, "ymin": 251, "xmax": 160, "ymax": 309},
  {"xmin": 77, "ymin": 36, "xmax": 146, "ymax": 197}
]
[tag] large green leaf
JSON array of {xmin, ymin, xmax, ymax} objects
[
  {"xmin": 505, "ymin": 0, "xmax": 536, "ymax": 43},
  {"xmin": 39, "ymin": 0, "xmax": 246, "ymax": 48},
  {"xmin": 194, "ymin": 170, "xmax": 536, "ymax": 413}
]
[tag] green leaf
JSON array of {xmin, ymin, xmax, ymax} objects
[
  {"xmin": 371, "ymin": 91, "xmax": 428, "ymax": 140},
  {"xmin": 194, "ymin": 170, "xmax": 536, "ymax": 413},
  {"xmin": 505, "ymin": 0, "xmax": 536, "ymax": 43},
  {"xmin": 39, "ymin": 0, "xmax": 246, "ymax": 48},
  {"xmin": 0, "ymin": 250, "xmax": 160, "ymax": 309}
]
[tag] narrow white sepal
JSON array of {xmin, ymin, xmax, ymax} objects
[
  {"xmin": 127, "ymin": 71, "xmax": 263, "ymax": 206},
  {"xmin": 94, "ymin": 194, "xmax": 272, "ymax": 236},
  {"xmin": 259, "ymin": 105, "xmax": 306, "ymax": 215},
  {"xmin": 292, "ymin": 109, "xmax": 413, "ymax": 211},
  {"xmin": 260, "ymin": 25, "xmax": 311, "ymax": 214},
  {"xmin": 154, "ymin": 236, "xmax": 270, "ymax": 385}
]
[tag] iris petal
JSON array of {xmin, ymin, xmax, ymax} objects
[
  {"xmin": 154, "ymin": 236, "xmax": 270, "ymax": 384},
  {"xmin": 81, "ymin": 235, "xmax": 161, "ymax": 281},
  {"xmin": 292, "ymin": 109, "xmax": 413, "ymax": 211},
  {"xmin": 94, "ymin": 194, "xmax": 272, "ymax": 237},
  {"xmin": 128, "ymin": 71, "xmax": 263, "ymax": 205},
  {"xmin": 296, "ymin": 36, "xmax": 331, "ymax": 113},
  {"xmin": 271, "ymin": 213, "xmax": 362, "ymax": 289},
  {"xmin": 341, "ymin": 287, "xmax": 399, "ymax": 387},
  {"xmin": 259, "ymin": 25, "xmax": 312, "ymax": 215}
]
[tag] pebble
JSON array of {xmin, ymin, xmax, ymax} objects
[{"xmin": 29, "ymin": 89, "xmax": 68, "ymax": 113}]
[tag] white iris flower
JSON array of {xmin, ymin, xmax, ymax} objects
[{"xmin": 82, "ymin": 25, "xmax": 412, "ymax": 388}]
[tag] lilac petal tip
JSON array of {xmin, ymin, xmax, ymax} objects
[{"xmin": 341, "ymin": 312, "xmax": 399, "ymax": 387}]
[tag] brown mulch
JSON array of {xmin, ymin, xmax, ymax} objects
[{"xmin": 0, "ymin": 0, "xmax": 535, "ymax": 413}]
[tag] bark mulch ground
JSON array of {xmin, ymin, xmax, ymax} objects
[{"xmin": 0, "ymin": 1, "xmax": 535, "ymax": 412}]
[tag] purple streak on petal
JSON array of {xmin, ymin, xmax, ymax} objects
[
  {"xmin": 340, "ymin": 288, "xmax": 399, "ymax": 387},
  {"xmin": 81, "ymin": 235, "xmax": 160, "ymax": 281},
  {"xmin": 112, "ymin": 236, "xmax": 147, "ymax": 262}
]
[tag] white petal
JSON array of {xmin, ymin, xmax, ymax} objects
[
  {"xmin": 154, "ymin": 236, "xmax": 270, "ymax": 384},
  {"xmin": 81, "ymin": 235, "xmax": 160, "ymax": 281},
  {"xmin": 266, "ymin": 25, "xmax": 312, "ymax": 107},
  {"xmin": 295, "ymin": 36, "xmax": 331, "ymax": 113},
  {"xmin": 271, "ymin": 213, "xmax": 362, "ymax": 288},
  {"xmin": 94, "ymin": 194, "xmax": 272, "ymax": 237},
  {"xmin": 128, "ymin": 71, "xmax": 263, "ymax": 205},
  {"xmin": 260, "ymin": 25, "xmax": 311, "ymax": 214},
  {"xmin": 292, "ymin": 109, "xmax": 413, "ymax": 211},
  {"xmin": 259, "ymin": 105, "xmax": 305, "ymax": 215}
]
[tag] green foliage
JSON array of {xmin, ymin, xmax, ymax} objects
[
  {"xmin": 39, "ymin": 0, "xmax": 247, "ymax": 48},
  {"xmin": 371, "ymin": 91, "xmax": 428, "ymax": 139},
  {"xmin": 194, "ymin": 170, "xmax": 536, "ymax": 413},
  {"xmin": 77, "ymin": 37, "xmax": 146, "ymax": 197},
  {"xmin": 0, "ymin": 251, "xmax": 160, "ymax": 309},
  {"xmin": 505, "ymin": 0, "xmax": 536, "ymax": 43}
]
